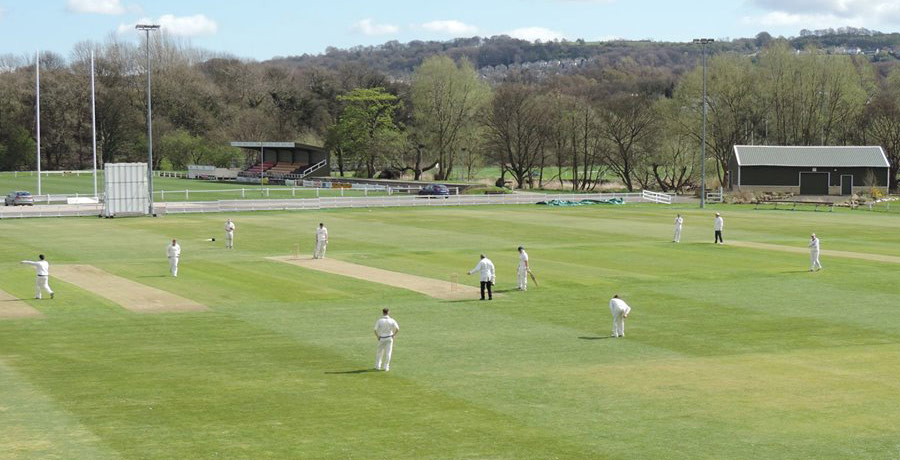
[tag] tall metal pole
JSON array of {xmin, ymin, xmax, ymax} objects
[
  {"xmin": 36, "ymin": 51, "xmax": 41, "ymax": 195},
  {"xmin": 693, "ymin": 38, "xmax": 714, "ymax": 208},
  {"xmin": 91, "ymin": 49, "xmax": 98, "ymax": 198},
  {"xmin": 136, "ymin": 24, "xmax": 160, "ymax": 215}
]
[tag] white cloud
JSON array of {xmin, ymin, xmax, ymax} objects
[
  {"xmin": 117, "ymin": 14, "xmax": 218, "ymax": 37},
  {"xmin": 351, "ymin": 18, "xmax": 399, "ymax": 36},
  {"xmin": 67, "ymin": 0, "xmax": 126, "ymax": 15},
  {"xmin": 420, "ymin": 20, "xmax": 478, "ymax": 35},
  {"xmin": 507, "ymin": 26, "xmax": 565, "ymax": 42},
  {"xmin": 748, "ymin": 0, "xmax": 900, "ymax": 25}
]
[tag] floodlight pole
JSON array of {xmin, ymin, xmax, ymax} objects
[
  {"xmin": 693, "ymin": 38, "xmax": 714, "ymax": 209},
  {"xmin": 137, "ymin": 24, "xmax": 160, "ymax": 215}
]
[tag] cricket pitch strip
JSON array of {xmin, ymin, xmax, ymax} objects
[
  {"xmin": 728, "ymin": 241, "xmax": 900, "ymax": 264},
  {"xmin": 0, "ymin": 289, "xmax": 43, "ymax": 319},
  {"xmin": 268, "ymin": 256, "xmax": 483, "ymax": 301},
  {"xmin": 53, "ymin": 265, "xmax": 209, "ymax": 314}
]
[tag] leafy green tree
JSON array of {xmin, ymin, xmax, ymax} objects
[
  {"xmin": 411, "ymin": 56, "xmax": 489, "ymax": 180},
  {"xmin": 758, "ymin": 41, "xmax": 871, "ymax": 146},
  {"xmin": 670, "ymin": 53, "xmax": 763, "ymax": 188},
  {"xmin": 331, "ymin": 87, "xmax": 404, "ymax": 178}
]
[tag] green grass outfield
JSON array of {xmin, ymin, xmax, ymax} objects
[{"xmin": 1, "ymin": 204, "xmax": 899, "ymax": 459}]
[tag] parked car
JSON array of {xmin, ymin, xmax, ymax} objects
[
  {"xmin": 418, "ymin": 184, "xmax": 451, "ymax": 198},
  {"xmin": 5, "ymin": 191, "xmax": 34, "ymax": 206}
]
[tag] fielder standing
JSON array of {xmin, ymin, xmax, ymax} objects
[
  {"xmin": 374, "ymin": 308, "xmax": 400, "ymax": 372},
  {"xmin": 517, "ymin": 246, "xmax": 530, "ymax": 291},
  {"xmin": 20, "ymin": 254, "xmax": 54, "ymax": 300},
  {"xmin": 713, "ymin": 212, "xmax": 724, "ymax": 244},
  {"xmin": 673, "ymin": 214, "xmax": 683, "ymax": 243},
  {"xmin": 314, "ymin": 223, "xmax": 328, "ymax": 259},
  {"xmin": 809, "ymin": 233, "xmax": 822, "ymax": 271},
  {"xmin": 468, "ymin": 254, "xmax": 496, "ymax": 300},
  {"xmin": 167, "ymin": 239, "xmax": 181, "ymax": 277},
  {"xmin": 609, "ymin": 294, "xmax": 632, "ymax": 338},
  {"xmin": 224, "ymin": 218, "xmax": 235, "ymax": 249}
]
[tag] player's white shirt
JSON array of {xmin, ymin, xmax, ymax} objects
[
  {"xmin": 609, "ymin": 298, "xmax": 631, "ymax": 315},
  {"xmin": 469, "ymin": 258, "xmax": 496, "ymax": 282},
  {"xmin": 316, "ymin": 227, "xmax": 328, "ymax": 242},
  {"xmin": 518, "ymin": 251, "xmax": 529, "ymax": 269},
  {"xmin": 22, "ymin": 260, "xmax": 50, "ymax": 276},
  {"xmin": 809, "ymin": 238, "xmax": 820, "ymax": 251},
  {"xmin": 167, "ymin": 244, "xmax": 181, "ymax": 258},
  {"xmin": 675, "ymin": 216, "xmax": 683, "ymax": 227},
  {"xmin": 374, "ymin": 316, "xmax": 399, "ymax": 338},
  {"xmin": 714, "ymin": 217, "xmax": 724, "ymax": 231},
  {"xmin": 225, "ymin": 221, "xmax": 235, "ymax": 233}
]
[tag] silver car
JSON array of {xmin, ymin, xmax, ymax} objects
[{"xmin": 5, "ymin": 191, "xmax": 34, "ymax": 206}]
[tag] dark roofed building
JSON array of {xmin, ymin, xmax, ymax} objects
[{"xmin": 729, "ymin": 145, "xmax": 890, "ymax": 195}]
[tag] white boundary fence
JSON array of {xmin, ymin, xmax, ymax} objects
[
  {"xmin": 641, "ymin": 189, "xmax": 672, "ymax": 204},
  {"xmin": 1, "ymin": 190, "xmax": 684, "ymax": 218}
]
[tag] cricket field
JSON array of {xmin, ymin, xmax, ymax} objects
[{"xmin": 1, "ymin": 204, "xmax": 899, "ymax": 459}]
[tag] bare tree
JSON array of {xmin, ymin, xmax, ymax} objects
[{"xmin": 482, "ymin": 84, "xmax": 547, "ymax": 189}]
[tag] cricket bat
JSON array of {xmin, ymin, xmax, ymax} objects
[{"xmin": 528, "ymin": 269, "xmax": 539, "ymax": 287}]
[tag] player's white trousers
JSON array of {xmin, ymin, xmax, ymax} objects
[
  {"xmin": 375, "ymin": 337, "xmax": 394, "ymax": 370},
  {"xmin": 517, "ymin": 266, "xmax": 528, "ymax": 290},
  {"xmin": 611, "ymin": 311, "xmax": 626, "ymax": 337},
  {"xmin": 673, "ymin": 226, "xmax": 682, "ymax": 242},
  {"xmin": 314, "ymin": 241, "xmax": 327, "ymax": 259},
  {"xmin": 34, "ymin": 276, "xmax": 53, "ymax": 299},
  {"xmin": 169, "ymin": 257, "xmax": 179, "ymax": 277},
  {"xmin": 225, "ymin": 232, "xmax": 234, "ymax": 248},
  {"xmin": 810, "ymin": 250, "xmax": 822, "ymax": 270}
]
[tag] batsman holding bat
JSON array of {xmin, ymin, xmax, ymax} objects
[{"xmin": 517, "ymin": 246, "xmax": 531, "ymax": 291}]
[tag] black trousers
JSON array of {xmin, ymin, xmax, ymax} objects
[
  {"xmin": 714, "ymin": 230, "xmax": 723, "ymax": 243},
  {"xmin": 480, "ymin": 281, "xmax": 493, "ymax": 300}
]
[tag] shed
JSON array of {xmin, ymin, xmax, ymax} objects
[{"xmin": 729, "ymin": 145, "xmax": 890, "ymax": 195}]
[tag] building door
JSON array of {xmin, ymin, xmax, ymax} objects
[
  {"xmin": 799, "ymin": 172, "xmax": 829, "ymax": 195},
  {"xmin": 841, "ymin": 175, "xmax": 853, "ymax": 195}
]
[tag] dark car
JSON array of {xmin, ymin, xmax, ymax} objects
[
  {"xmin": 418, "ymin": 184, "xmax": 451, "ymax": 198},
  {"xmin": 5, "ymin": 191, "xmax": 34, "ymax": 206}
]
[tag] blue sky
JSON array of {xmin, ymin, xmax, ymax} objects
[{"xmin": 2, "ymin": 0, "xmax": 900, "ymax": 61}]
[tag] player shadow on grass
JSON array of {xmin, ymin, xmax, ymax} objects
[
  {"xmin": 577, "ymin": 336, "xmax": 614, "ymax": 340},
  {"xmin": 324, "ymin": 369, "xmax": 379, "ymax": 375}
]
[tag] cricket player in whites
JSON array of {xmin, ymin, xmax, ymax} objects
[
  {"xmin": 224, "ymin": 218, "xmax": 235, "ymax": 249},
  {"xmin": 809, "ymin": 233, "xmax": 822, "ymax": 271},
  {"xmin": 21, "ymin": 254, "xmax": 54, "ymax": 300},
  {"xmin": 517, "ymin": 246, "xmax": 530, "ymax": 291},
  {"xmin": 374, "ymin": 308, "xmax": 400, "ymax": 372},
  {"xmin": 314, "ymin": 223, "xmax": 328, "ymax": 259},
  {"xmin": 609, "ymin": 294, "xmax": 632, "ymax": 338},
  {"xmin": 167, "ymin": 239, "xmax": 181, "ymax": 277},
  {"xmin": 673, "ymin": 214, "xmax": 684, "ymax": 243}
]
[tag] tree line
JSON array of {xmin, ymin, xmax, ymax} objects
[{"xmin": 1, "ymin": 35, "xmax": 899, "ymax": 191}]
